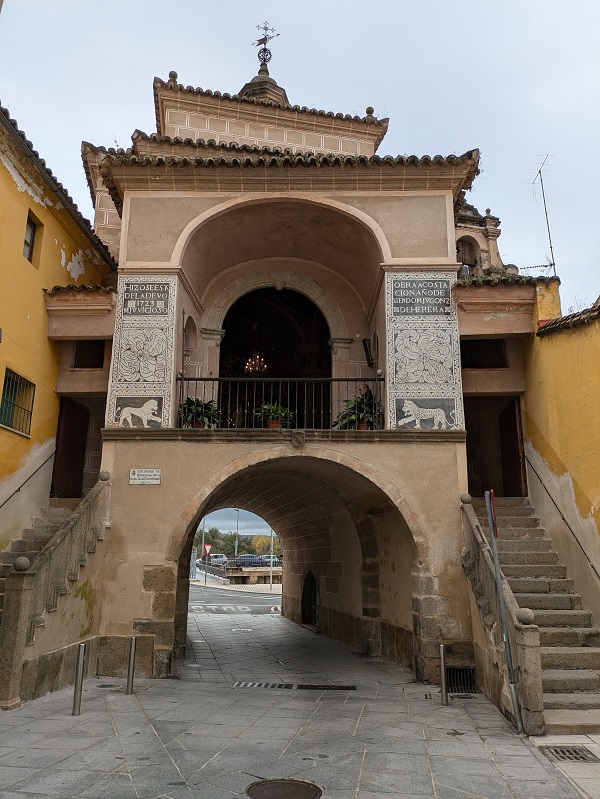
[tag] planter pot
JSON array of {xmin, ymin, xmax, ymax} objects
[
  {"xmin": 356, "ymin": 422, "xmax": 371, "ymax": 430},
  {"xmin": 193, "ymin": 421, "xmax": 206, "ymax": 429},
  {"xmin": 267, "ymin": 420, "xmax": 282, "ymax": 430}
]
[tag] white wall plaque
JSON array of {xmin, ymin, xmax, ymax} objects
[{"xmin": 129, "ymin": 468, "xmax": 162, "ymax": 485}]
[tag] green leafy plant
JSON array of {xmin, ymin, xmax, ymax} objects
[
  {"xmin": 333, "ymin": 391, "xmax": 383, "ymax": 430},
  {"xmin": 254, "ymin": 402, "xmax": 294, "ymax": 428},
  {"xmin": 181, "ymin": 397, "xmax": 222, "ymax": 428}
]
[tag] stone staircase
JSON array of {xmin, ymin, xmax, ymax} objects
[
  {"xmin": 473, "ymin": 496, "xmax": 600, "ymax": 734},
  {"xmin": 0, "ymin": 501, "xmax": 78, "ymax": 627}
]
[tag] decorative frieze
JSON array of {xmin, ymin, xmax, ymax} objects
[
  {"xmin": 106, "ymin": 275, "xmax": 178, "ymax": 428},
  {"xmin": 386, "ymin": 272, "xmax": 463, "ymax": 430}
]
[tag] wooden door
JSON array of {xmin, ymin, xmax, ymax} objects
[
  {"xmin": 499, "ymin": 397, "xmax": 527, "ymax": 497},
  {"xmin": 50, "ymin": 398, "xmax": 89, "ymax": 498}
]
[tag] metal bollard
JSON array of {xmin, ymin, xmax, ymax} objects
[
  {"xmin": 126, "ymin": 636, "xmax": 137, "ymax": 695},
  {"xmin": 439, "ymin": 643, "xmax": 448, "ymax": 706},
  {"xmin": 72, "ymin": 642, "xmax": 86, "ymax": 716}
]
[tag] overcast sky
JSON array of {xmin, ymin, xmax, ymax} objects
[
  {"xmin": 200, "ymin": 509, "xmax": 271, "ymax": 538},
  {"xmin": 1, "ymin": 0, "xmax": 597, "ymax": 313}
]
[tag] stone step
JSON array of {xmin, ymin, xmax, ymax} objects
[
  {"xmin": 49, "ymin": 498, "xmax": 81, "ymax": 509},
  {"xmin": 502, "ymin": 564, "xmax": 567, "ymax": 579},
  {"xmin": 498, "ymin": 551, "xmax": 559, "ymax": 565},
  {"xmin": 539, "ymin": 627, "xmax": 600, "ymax": 647},
  {"xmin": 470, "ymin": 497, "xmax": 531, "ymax": 507},
  {"xmin": 516, "ymin": 593, "xmax": 582, "ymax": 610},
  {"xmin": 534, "ymin": 609, "xmax": 592, "ymax": 627},
  {"xmin": 543, "ymin": 668, "xmax": 600, "ymax": 692},
  {"xmin": 543, "ymin": 692, "xmax": 600, "ymax": 710},
  {"xmin": 540, "ymin": 646, "xmax": 600, "ymax": 670},
  {"xmin": 22, "ymin": 528, "xmax": 55, "ymax": 542},
  {"xmin": 39, "ymin": 507, "xmax": 72, "ymax": 523},
  {"xmin": 10, "ymin": 538, "xmax": 47, "ymax": 553},
  {"xmin": 507, "ymin": 577, "xmax": 575, "ymax": 594},
  {"xmin": 495, "ymin": 516, "xmax": 541, "ymax": 529},
  {"xmin": 492, "ymin": 527, "xmax": 546, "ymax": 540},
  {"xmin": 544, "ymin": 709, "xmax": 600, "ymax": 735},
  {"xmin": 0, "ymin": 551, "xmax": 38, "ymax": 565},
  {"xmin": 475, "ymin": 505, "xmax": 536, "ymax": 518},
  {"xmin": 0, "ymin": 577, "xmax": 6, "ymax": 591},
  {"xmin": 496, "ymin": 539, "xmax": 553, "ymax": 552}
]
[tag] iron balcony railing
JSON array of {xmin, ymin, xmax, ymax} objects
[{"xmin": 176, "ymin": 377, "xmax": 385, "ymax": 430}]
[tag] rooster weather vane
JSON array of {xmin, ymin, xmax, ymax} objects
[{"xmin": 253, "ymin": 22, "xmax": 279, "ymax": 65}]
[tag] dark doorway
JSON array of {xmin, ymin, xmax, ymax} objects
[
  {"xmin": 219, "ymin": 289, "xmax": 331, "ymax": 428},
  {"xmin": 301, "ymin": 571, "xmax": 319, "ymax": 627},
  {"xmin": 464, "ymin": 396, "xmax": 527, "ymax": 497},
  {"xmin": 50, "ymin": 398, "xmax": 89, "ymax": 498}
]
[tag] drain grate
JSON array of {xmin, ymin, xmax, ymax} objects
[
  {"xmin": 233, "ymin": 682, "xmax": 356, "ymax": 691},
  {"xmin": 446, "ymin": 666, "xmax": 476, "ymax": 694},
  {"xmin": 540, "ymin": 745, "xmax": 600, "ymax": 763},
  {"xmin": 246, "ymin": 778, "xmax": 323, "ymax": 798}
]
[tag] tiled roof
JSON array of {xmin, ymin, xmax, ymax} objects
[
  {"xmin": 152, "ymin": 73, "xmax": 389, "ymax": 128},
  {"xmin": 45, "ymin": 284, "xmax": 116, "ymax": 296},
  {"xmin": 457, "ymin": 275, "xmax": 560, "ymax": 288},
  {"xmin": 537, "ymin": 298, "xmax": 600, "ymax": 337},
  {"xmin": 0, "ymin": 104, "xmax": 117, "ymax": 271}
]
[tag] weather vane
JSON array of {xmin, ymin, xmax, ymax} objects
[{"xmin": 253, "ymin": 21, "xmax": 279, "ymax": 65}]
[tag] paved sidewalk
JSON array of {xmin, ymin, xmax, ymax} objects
[
  {"xmin": 190, "ymin": 575, "xmax": 282, "ymax": 594},
  {"xmin": 0, "ymin": 592, "xmax": 588, "ymax": 798}
]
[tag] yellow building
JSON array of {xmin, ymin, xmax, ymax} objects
[{"xmin": 0, "ymin": 104, "xmax": 115, "ymax": 548}]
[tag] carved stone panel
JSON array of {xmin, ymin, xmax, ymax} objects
[
  {"xmin": 106, "ymin": 275, "xmax": 177, "ymax": 427},
  {"xmin": 386, "ymin": 272, "xmax": 463, "ymax": 429}
]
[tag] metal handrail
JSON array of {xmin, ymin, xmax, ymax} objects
[
  {"xmin": 0, "ymin": 449, "xmax": 55, "ymax": 512},
  {"xmin": 177, "ymin": 376, "xmax": 384, "ymax": 430},
  {"xmin": 525, "ymin": 453, "xmax": 600, "ymax": 584}
]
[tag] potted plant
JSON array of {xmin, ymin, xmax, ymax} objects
[
  {"xmin": 333, "ymin": 388, "xmax": 383, "ymax": 430},
  {"xmin": 254, "ymin": 402, "xmax": 294, "ymax": 429},
  {"xmin": 181, "ymin": 397, "xmax": 222, "ymax": 428}
]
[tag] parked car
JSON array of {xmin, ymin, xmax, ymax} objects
[
  {"xmin": 260, "ymin": 554, "xmax": 282, "ymax": 567},
  {"xmin": 209, "ymin": 553, "xmax": 228, "ymax": 566},
  {"xmin": 234, "ymin": 554, "xmax": 263, "ymax": 567}
]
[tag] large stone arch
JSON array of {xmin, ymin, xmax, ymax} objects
[{"xmin": 170, "ymin": 194, "xmax": 393, "ymax": 268}]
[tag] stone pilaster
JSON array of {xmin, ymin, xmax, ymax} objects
[
  {"xmin": 106, "ymin": 275, "xmax": 178, "ymax": 428},
  {"xmin": 385, "ymin": 273, "xmax": 464, "ymax": 431}
]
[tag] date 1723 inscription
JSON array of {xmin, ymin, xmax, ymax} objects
[
  {"xmin": 392, "ymin": 279, "xmax": 450, "ymax": 316},
  {"xmin": 123, "ymin": 283, "xmax": 170, "ymax": 316}
]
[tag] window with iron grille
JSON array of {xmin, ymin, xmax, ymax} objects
[
  {"xmin": 0, "ymin": 369, "xmax": 35, "ymax": 435},
  {"xmin": 23, "ymin": 215, "xmax": 38, "ymax": 262}
]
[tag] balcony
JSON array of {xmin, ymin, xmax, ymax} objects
[{"xmin": 176, "ymin": 377, "xmax": 384, "ymax": 431}]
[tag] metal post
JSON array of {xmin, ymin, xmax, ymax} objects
[
  {"xmin": 485, "ymin": 490, "xmax": 525, "ymax": 735},
  {"xmin": 72, "ymin": 642, "xmax": 86, "ymax": 715},
  {"xmin": 200, "ymin": 521, "xmax": 205, "ymax": 583},
  {"xmin": 235, "ymin": 509, "xmax": 239, "ymax": 558},
  {"xmin": 269, "ymin": 528, "xmax": 274, "ymax": 592},
  {"xmin": 126, "ymin": 636, "xmax": 137, "ymax": 695},
  {"xmin": 439, "ymin": 643, "xmax": 448, "ymax": 706}
]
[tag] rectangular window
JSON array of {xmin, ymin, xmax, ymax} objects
[
  {"xmin": 73, "ymin": 340, "xmax": 105, "ymax": 369},
  {"xmin": 460, "ymin": 339, "xmax": 507, "ymax": 369},
  {"xmin": 23, "ymin": 215, "xmax": 37, "ymax": 262},
  {"xmin": 0, "ymin": 369, "xmax": 35, "ymax": 435}
]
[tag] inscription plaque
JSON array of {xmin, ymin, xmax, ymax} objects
[
  {"xmin": 123, "ymin": 282, "xmax": 170, "ymax": 316},
  {"xmin": 391, "ymin": 278, "xmax": 450, "ymax": 316}
]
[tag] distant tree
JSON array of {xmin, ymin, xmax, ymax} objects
[
  {"xmin": 193, "ymin": 526, "xmax": 223, "ymax": 550},
  {"xmin": 252, "ymin": 534, "xmax": 282, "ymax": 555}
]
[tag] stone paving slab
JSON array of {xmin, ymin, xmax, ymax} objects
[{"xmin": 0, "ymin": 598, "xmax": 589, "ymax": 798}]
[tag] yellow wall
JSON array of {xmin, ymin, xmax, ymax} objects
[
  {"xmin": 522, "ymin": 285, "xmax": 600, "ymax": 538},
  {"xmin": 0, "ymin": 133, "xmax": 110, "ymax": 530}
]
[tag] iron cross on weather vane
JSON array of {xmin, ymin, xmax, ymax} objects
[{"xmin": 253, "ymin": 22, "xmax": 279, "ymax": 65}]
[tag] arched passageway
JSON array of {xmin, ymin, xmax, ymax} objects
[{"xmin": 173, "ymin": 454, "xmax": 427, "ymax": 675}]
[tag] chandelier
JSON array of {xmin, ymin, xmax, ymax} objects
[{"xmin": 244, "ymin": 351, "xmax": 267, "ymax": 374}]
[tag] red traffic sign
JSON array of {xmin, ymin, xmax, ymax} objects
[{"xmin": 203, "ymin": 544, "xmax": 212, "ymax": 555}]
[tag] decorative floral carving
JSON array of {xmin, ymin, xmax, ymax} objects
[
  {"xmin": 118, "ymin": 329, "xmax": 167, "ymax": 382},
  {"xmin": 394, "ymin": 329, "xmax": 452, "ymax": 384}
]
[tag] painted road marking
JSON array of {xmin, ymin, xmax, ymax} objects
[{"xmin": 190, "ymin": 604, "xmax": 281, "ymax": 613}]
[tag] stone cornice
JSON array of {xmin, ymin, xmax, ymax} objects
[{"xmin": 102, "ymin": 428, "xmax": 466, "ymax": 443}]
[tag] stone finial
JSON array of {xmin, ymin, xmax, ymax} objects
[
  {"xmin": 99, "ymin": 471, "xmax": 110, "ymax": 481},
  {"xmin": 460, "ymin": 493, "xmax": 472, "ymax": 505},
  {"xmin": 167, "ymin": 71, "xmax": 178, "ymax": 87},
  {"xmin": 14, "ymin": 556, "xmax": 31, "ymax": 572},
  {"xmin": 365, "ymin": 106, "xmax": 375, "ymax": 119},
  {"xmin": 516, "ymin": 607, "xmax": 535, "ymax": 625}
]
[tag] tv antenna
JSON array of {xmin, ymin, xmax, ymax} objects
[
  {"xmin": 253, "ymin": 22, "xmax": 279, "ymax": 65},
  {"xmin": 532, "ymin": 155, "xmax": 556, "ymax": 276}
]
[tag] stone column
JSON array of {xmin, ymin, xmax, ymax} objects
[
  {"xmin": 106, "ymin": 275, "xmax": 178, "ymax": 428},
  {"xmin": 329, "ymin": 337, "xmax": 353, "ymax": 419},
  {"xmin": 0, "ymin": 570, "xmax": 34, "ymax": 710},
  {"xmin": 199, "ymin": 328, "xmax": 225, "ymax": 378}
]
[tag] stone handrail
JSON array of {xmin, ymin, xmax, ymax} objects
[
  {"xmin": 23, "ymin": 473, "xmax": 111, "ymax": 644},
  {"xmin": 0, "ymin": 473, "xmax": 111, "ymax": 710},
  {"xmin": 460, "ymin": 495, "xmax": 544, "ymax": 735}
]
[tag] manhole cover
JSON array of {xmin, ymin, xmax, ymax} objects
[
  {"xmin": 246, "ymin": 778, "xmax": 323, "ymax": 798},
  {"xmin": 540, "ymin": 745, "xmax": 600, "ymax": 763}
]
